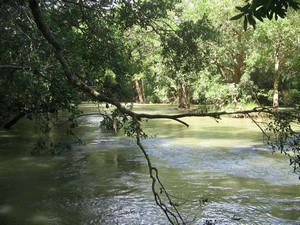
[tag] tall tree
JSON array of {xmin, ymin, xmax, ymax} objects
[
  {"xmin": 247, "ymin": 12, "xmax": 300, "ymax": 107},
  {"xmin": 160, "ymin": 3, "xmax": 216, "ymax": 108}
]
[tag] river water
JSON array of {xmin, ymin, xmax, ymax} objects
[{"xmin": 0, "ymin": 104, "xmax": 299, "ymax": 225}]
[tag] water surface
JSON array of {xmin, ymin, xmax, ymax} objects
[{"xmin": 0, "ymin": 104, "xmax": 299, "ymax": 224}]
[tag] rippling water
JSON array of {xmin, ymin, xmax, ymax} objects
[{"xmin": 0, "ymin": 104, "xmax": 299, "ymax": 224}]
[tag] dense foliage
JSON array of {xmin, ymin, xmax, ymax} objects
[
  {"xmin": 1, "ymin": 0, "xmax": 300, "ymax": 123},
  {"xmin": 232, "ymin": 0, "xmax": 300, "ymax": 29}
]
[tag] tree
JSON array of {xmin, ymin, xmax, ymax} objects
[
  {"xmin": 0, "ymin": 1, "xmax": 84, "ymax": 128},
  {"xmin": 160, "ymin": 5, "xmax": 216, "ymax": 108},
  {"xmin": 124, "ymin": 25, "xmax": 162, "ymax": 103},
  {"xmin": 246, "ymin": 12, "xmax": 300, "ymax": 108},
  {"xmin": 1, "ymin": 0, "xmax": 179, "ymax": 127},
  {"xmin": 177, "ymin": 0, "xmax": 256, "ymax": 107},
  {"xmin": 188, "ymin": 0, "xmax": 250, "ymax": 84}
]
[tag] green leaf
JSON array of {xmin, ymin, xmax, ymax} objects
[
  {"xmin": 230, "ymin": 13, "xmax": 244, "ymax": 20},
  {"xmin": 289, "ymin": 1, "xmax": 300, "ymax": 10},
  {"xmin": 267, "ymin": 11, "xmax": 273, "ymax": 20},
  {"xmin": 247, "ymin": 14, "xmax": 256, "ymax": 29},
  {"xmin": 254, "ymin": 13, "xmax": 264, "ymax": 22},
  {"xmin": 243, "ymin": 16, "xmax": 248, "ymax": 31},
  {"xmin": 236, "ymin": 6, "xmax": 244, "ymax": 12}
]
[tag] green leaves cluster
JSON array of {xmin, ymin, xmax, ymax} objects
[
  {"xmin": 232, "ymin": 0, "xmax": 300, "ymax": 29},
  {"xmin": 265, "ymin": 110, "xmax": 300, "ymax": 174},
  {"xmin": 99, "ymin": 106, "xmax": 148, "ymax": 139},
  {"xmin": 162, "ymin": 17, "xmax": 215, "ymax": 73}
]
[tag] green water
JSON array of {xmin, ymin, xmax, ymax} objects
[{"xmin": 0, "ymin": 104, "xmax": 299, "ymax": 225}]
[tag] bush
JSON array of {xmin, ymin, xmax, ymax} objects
[{"xmin": 282, "ymin": 89, "xmax": 300, "ymax": 106}]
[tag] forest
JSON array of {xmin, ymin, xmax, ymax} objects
[{"xmin": 0, "ymin": 0, "xmax": 300, "ymax": 224}]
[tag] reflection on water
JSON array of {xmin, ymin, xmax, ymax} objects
[{"xmin": 0, "ymin": 104, "xmax": 299, "ymax": 225}]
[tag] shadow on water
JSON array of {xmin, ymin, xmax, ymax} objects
[{"xmin": 0, "ymin": 104, "xmax": 299, "ymax": 224}]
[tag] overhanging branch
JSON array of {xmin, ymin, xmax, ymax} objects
[
  {"xmin": 28, "ymin": 0, "xmax": 138, "ymax": 119},
  {"xmin": 136, "ymin": 107, "xmax": 272, "ymax": 122}
]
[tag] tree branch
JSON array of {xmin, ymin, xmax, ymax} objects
[
  {"xmin": 0, "ymin": 65, "xmax": 31, "ymax": 70},
  {"xmin": 28, "ymin": 0, "xmax": 136, "ymax": 119},
  {"xmin": 135, "ymin": 122, "xmax": 186, "ymax": 224},
  {"xmin": 136, "ymin": 107, "xmax": 272, "ymax": 121},
  {"xmin": 3, "ymin": 111, "xmax": 28, "ymax": 129}
]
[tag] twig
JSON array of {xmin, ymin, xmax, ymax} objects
[
  {"xmin": 135, "ymin": 121, "xmax": 186, "ymax": 225},
  {"xmin": 247, "ymin": 112, "xmax": 270, "ymax": 140}
]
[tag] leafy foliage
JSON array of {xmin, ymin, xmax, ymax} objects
[
  {"xmin": 232, "ymin": 0, "xmax": 300, "ymax": 29},
  {"xmin": 100, "ymin": 106, "xmax": 149, "ymax": 139},
  {"xmin": 264, "ymin": 110, "xmax": 300, "ymax": 174},
  {"xmin": 161, "ymin": 17, "xmax": 215, "ymax": 73},
  {"xmin": 30, "ymin": 112, "xmax": 83, "ymax": 155},
  {"xmin": 100, "ymin": 107, "xmax": 131, "ymax": 132}
]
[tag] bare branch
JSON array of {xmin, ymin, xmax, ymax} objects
[
  {"xmin": 173, "ymin": 118, "xmax": 189, "ymax": 127},
  {"xmin": 0, "ymin": 65, "xmax": 31, "ymax": 70},
  {"xmin": 136, "ymin": 107, "xmax": 272, "ymax": 121},
  {"xmin": 247, "ymin": 112, "xmax": 270, "ymax": 140},
  {"xmin": 135, "ymin": 122, "xmax": 186, "ymax": 224}
]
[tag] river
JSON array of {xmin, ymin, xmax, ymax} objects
[{"xmin": 0, "ymin": 104, "xmax": 299, "ymax": 225}]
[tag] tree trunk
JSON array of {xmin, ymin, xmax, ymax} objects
[
  {"xmin": 3, "ymin": 111, "xmax": 27, "ymax": 129},
  {"xmin": 141, "ymin": 79, "xmax": 146, "ymax": 103},
  {"xmin": 273, "ymin": 46, "xmax": 280, "ymax": 109},
  {"xmin": 177, "ymin": 80, "xmax": 190, "ymax": 109},
  {"xmin": 232, "ymin": 53, "xmax": 244, "ymax": 84},
  {"xmin": 214, "ymin": 51, "xmax": 244, "ymax": 84},
  {"xmin": 232, "ymin": 66, "xmax": 242, "ymax": 84},
  {"xmin": 215, "ymin": 63, "xmax": 228, "ymax": 81},
  {"xmin": 135, "ymin": 80, "xmax": 145, "ymax": 103}
]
